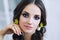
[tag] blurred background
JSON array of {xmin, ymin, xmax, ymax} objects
[{"xmin": 0, "ymin": 0, "xmax": 60, "ymax": 40}]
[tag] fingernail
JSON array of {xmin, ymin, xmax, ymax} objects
[
  {"xmin": 17, "ymin": 33, "xmax": 19, "ymax": 35},
  {"xmin": 20, "ymin": 32, "xmax": 21, "ymax": 35}
]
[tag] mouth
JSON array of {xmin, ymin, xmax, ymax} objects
[{"xmin": 24, "ymin": 25, "xmax": 33, "ymax": 30}]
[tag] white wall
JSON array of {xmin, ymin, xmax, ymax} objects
[{"xmin": 43, "ymin": 0, "xmax": 60, "ymax": 40}]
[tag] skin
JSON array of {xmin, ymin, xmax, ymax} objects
[
  {"xmin": 0, "ymin": 3, "xmax": 41, "ymax": 40},
  {"xmin": 19, "ymin": 3, "xmax": 41, "ymax": 40}
]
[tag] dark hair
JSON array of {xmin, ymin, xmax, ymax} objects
[{"xmin": 13, "ymin": 0, "xmax": 47, "ymax": 40}]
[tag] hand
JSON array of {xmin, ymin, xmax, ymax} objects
[{"xmin": 1, "ymin": 22, "xmax": 22, "ymax": 36}]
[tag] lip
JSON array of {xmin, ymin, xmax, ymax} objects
[{"xmin": 24, "ymin": 25, "xmax": 33, "ymax": 30}]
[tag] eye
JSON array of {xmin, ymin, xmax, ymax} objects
[
  {"xmin": 34, "ymin": 15, "xmax": 40, "ymax": 20},
  {"xmin": 22, "ymin": 12, "xmax": 29, "ymax": 18}
]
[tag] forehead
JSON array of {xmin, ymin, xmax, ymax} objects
[{"xmin": 22, "ymin": 3, "xmax": 41, "ymax": 15}]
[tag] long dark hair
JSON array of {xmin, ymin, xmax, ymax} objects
[{"xmin": 13, "ymin": 0, "xmax": 47, "ymax": 40}]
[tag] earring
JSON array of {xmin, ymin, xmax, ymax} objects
[
  {"xmin": 37, "ymin": 26, "xmax": 41, "ymax": 31},
  {"xmin": 14, "ymin": 19, "xmax": 18, "ymax": 25},
  {"xmin": 37, "ymin": 22, "xmax": 44, "ymax": 31},
  {"xmin": 40, "ymin": 22, "xmax": 43, "ymax": 28}
]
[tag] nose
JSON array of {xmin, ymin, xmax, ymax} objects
[{"xmin": 27, "ymin": 18, "xmax": 33, "ymax": 25}]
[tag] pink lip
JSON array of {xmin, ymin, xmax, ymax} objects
[{"xmin": 24, "ymin": 25, "xmax": 33, "ymax": 30}]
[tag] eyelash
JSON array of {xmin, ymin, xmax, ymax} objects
[
  {"xmin": 22, "ymin": 13, "xmax": 29, "ymax": 18},
  {"xmin": 22, "ymin": 13, "xmax": 40, "ymax": 20},
  {"xmin": 34, "ymin": 15, "xmax": 40, "ymax": 20}
]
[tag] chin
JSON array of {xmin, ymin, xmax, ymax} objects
[
  {"xmin": 23, "ymin": 30, "xmax": 33, "ymax": 33},
  {"xmin": 23, "ymin": 29, "xmax": 35, "ymax": 34}
]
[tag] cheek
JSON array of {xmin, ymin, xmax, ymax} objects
[
  {"xmin": 19, "ymin": 16, "xmax": 26, "ymax": 31},
  {"xmin": 33, "ymin": 20, "xmax": 40, "ymax": 28},
  {"xmin": 19, "ymin": 16, "xmax": 28, "ymax": 26}
]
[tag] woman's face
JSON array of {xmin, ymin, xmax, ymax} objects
[{"xmin": 19, "ymin": 4, "xmax": 41, "ymax": 34}]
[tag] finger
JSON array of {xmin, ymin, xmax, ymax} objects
[
  {"xmin": 16, "ymin": 25, "xmax": 21, "ymax": 34},
  {"xmin": 13, "ymin": 24, "xmax": 21, "ymax": 35},
  {"xmin": 10, "ymin": 25, "xmax": 17, "ymax": 34}
]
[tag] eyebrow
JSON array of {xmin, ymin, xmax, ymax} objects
[
  {"xmin": 22, "ymin": 11, "xmax": 29, "ymax": 14},
  {"xmin": 22, "ymin": 11, "xmax": 41, "ymax": 16}
]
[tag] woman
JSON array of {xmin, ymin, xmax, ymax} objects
[{"xmin": 0, "ymin": 0, "xmax": 46, "ymax": 40}]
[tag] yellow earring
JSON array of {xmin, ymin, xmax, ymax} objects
[
  {"xmin": 14, "ymin": 19, "xmax": 18, "ymax": 25},
  {"xmin": 40, "ymin": 22, "xmax": 43, "ymax": 28}
]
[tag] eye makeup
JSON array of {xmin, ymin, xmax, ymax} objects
[
  {"xmin": 34, "ymin": 15, "xmax": 41, "ymax": 20},
  {"xmin": 22, "ymin": 11, "xmax": 41, "ymax": 20},
  {"xmin": 22, "ymin": 12, "xmax": 29, "ymax": 18}
]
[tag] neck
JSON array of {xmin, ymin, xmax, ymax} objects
[
  {"xmin": 24, "ymin": 31, "xmax": 35, "ymax": 40},
  {"xmin": 24, "ymin": 33, "xmax": 31, "ymax": 40}
]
